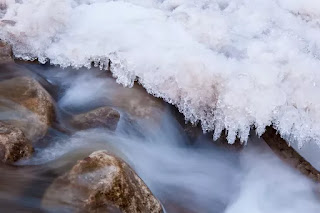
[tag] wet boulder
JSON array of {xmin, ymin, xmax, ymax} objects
[
  {"xmin": 42, "ymin": 150, "xmax": 163, "ymax": 213},
  {"xmin": 0, "ymin": 121, "xmax": 33, "ymax": 163},
  {"xmin": 70, "ymin": 106, "xmax": 120, "ymax": 131},
  {"xmin": 0, "ymin": 99, "xmax": 49, "ymax": 141},
  {"xmin": 0, "ymin": 40, "xmax": 13, "ymax": 64},
  {"xmin": 111, "ymin": 84, "xmax": 165, "ymax": 124},
  {"xmin": 0, "ymin": 76, "xmax": 55, "ymax": 140}
]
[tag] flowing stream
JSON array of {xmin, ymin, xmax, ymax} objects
[{"xmin": 0, "ymin": 62, "xmax": 319, "ymax": 213}]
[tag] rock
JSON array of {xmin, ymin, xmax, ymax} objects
[
  {"xmin": 0, "ymin": 99, "xmax": 49, "ymax": 141},
  {"xmin": 111, "ymin": 84, "xmax": 165, "ymax": 124},
  {"xmin": 42, "ymin": 150, "xmax": 163, "ymax": 213},
  {"xmin": 0, "ymin": 76, "xmax": 55, "ymax": 125},
  {"xmin": 42, "ymin": 151, "xmax": 162, "ymax": 213},
  {"xmin": 262, "ymin": 126, "xmax": 320, "ymax": 182},
  {"xmin": 0, "ymin": 121, "xmax": 33, "ymax": 163},
  {"xmin": 0, "ymin": 76, "xmax": 55, "ymax": 140},
  {"xmin": 0, "ymin": 40, "xmax": 13, "ymax": 64},
  {"xmin": 70, "ymin": 106, "xmax": 120, "ymax": 131}
]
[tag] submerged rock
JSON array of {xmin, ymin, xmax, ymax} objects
[
  {"xmin": 42, "ymin": 150, "xmax": 163, "ymax": 213},
  {"xmin": 111, "ymin": 84, "xmax": 165, "ymax": 124},
  {"xmin": 70, "ymin": 106, "xmax": 120, "ymax": 131},
  {"xmin": 0, "ymin": 76, "xmax": 55, "ymax": 140},
  {"xmin": 0, "ymin": 40, "xmax": 13, "ymax": 64},
  {"xmin": 0, "ymin": 121, "xmax": 33, "ymax": 163}
]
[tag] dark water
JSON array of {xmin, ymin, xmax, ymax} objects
[{"xmin": 0, "ymin": 62, "xmax": 319, "ymax": 213}]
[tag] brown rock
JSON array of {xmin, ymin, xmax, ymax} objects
[
  {"xmin": 70, "ymin": 106, "xmax": 120, "ymax": 131},
  {"xmin": 262, "ymin": 126, "xmax": 320, "ymax": 182},
  {"xmin": 111, "ymin": 84, "xmax": 165, "ymax": 124},
  {"xmin": 0, "ymin": 76, "xmax": 55, "ymax": 139},
  {"xmin": 0, "ymin": 99, "xmax": 48, "ymax": 141},
  {"xmin": 0, "ymin": 121, "xmax": 33, "ymax": 163},
  {"xmin": 0, "ymin": 40, "xmax": 13, "ymax": 64},
  {"xmin": 42, "ymin": 150, "xmax": 163, "ymax": 213}
]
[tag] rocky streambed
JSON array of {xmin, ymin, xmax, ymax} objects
[
  {"xmin": 0, "ymin": 41, "xmax": 163, "ymax": 212},
  {"xmin": 0, "ymin": 41, "xmax": 320, "ymax": 213}
]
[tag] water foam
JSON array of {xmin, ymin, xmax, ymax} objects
[{"xmin": 1, "ymin": 0, "xmax": 320, "ymax": 145}]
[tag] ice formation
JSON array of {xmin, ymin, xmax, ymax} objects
[{"xmin": 1, "ymin": 0, "xmax": 320, "ymax": 145}]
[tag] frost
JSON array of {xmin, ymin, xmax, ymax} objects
[{"xmin": 1, "ymin": 0, "xmax": 320, "ymax": 145}]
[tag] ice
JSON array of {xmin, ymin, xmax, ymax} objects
[{"xmin": 1, "ymin": 0, "xmax": 320, "ymax": 145}]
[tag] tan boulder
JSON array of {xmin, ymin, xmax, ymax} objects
[
  {"xmin": 42, "ymin": 150, "xmax": 163, "ymax": 213},
  {"xmin": 0, "ymin": 99, "xmax": 49, "ymax": 141},
  {"xmin": 0, "ymin": 121, "xmax": 33, "ymax": 163},
  {"xmin": 0, "ymin": 76, "xmax": 55, "ymax": 140},
  {"xmin": 70, "ymin": 106, "xmax": 120, "ymax": 131}
]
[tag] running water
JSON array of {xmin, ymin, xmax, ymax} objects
[
  {"xmin": 1, "ymin": 0, "xmax": 320, "ymax": 146},
  {"xmin": 1, "ymin": 1, "xmax": 320, "ymax": 212},
  {"xmin": 0, "ymin": 63, "xmax": 319, "ymax": 212}
]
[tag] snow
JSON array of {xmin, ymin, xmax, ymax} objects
[{"xmin": 1, "ymin": 0, "xmax": 320, "ymax": 145}]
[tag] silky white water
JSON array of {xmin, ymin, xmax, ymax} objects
[
  {"xmin": 7, "ymin": 65, "xmax": 316, "ymax": 213},
  {"xmin": 1, "ymin": 0, "xmax": 320, "ymax": 147},
  {"xmin": 1, "ymin": 1, "xmax": 320, "ymax": 211}
]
